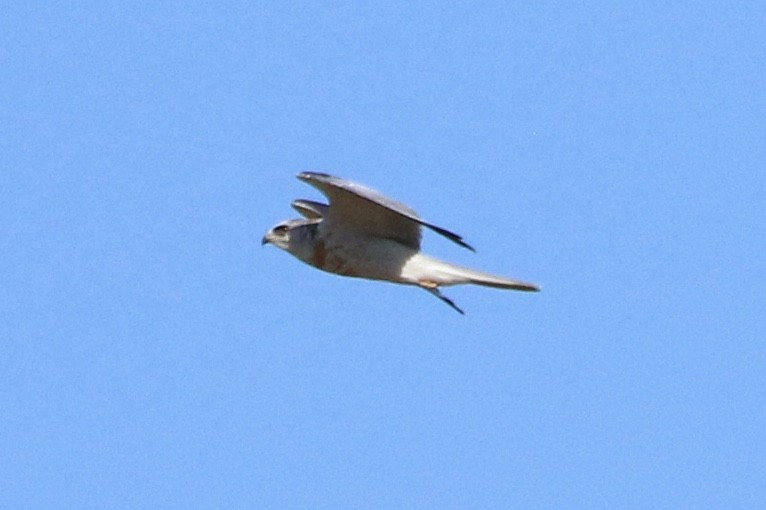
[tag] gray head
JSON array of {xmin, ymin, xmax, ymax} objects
[{"xmin": 261, "ymin": 218, "xmax": 320, "ymax": 260}]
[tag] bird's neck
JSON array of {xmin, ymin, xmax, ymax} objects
[{"xmin": 289, "ymin": 223, "xmax": 320, "ymax": 263}]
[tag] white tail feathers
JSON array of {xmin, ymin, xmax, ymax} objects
[
  {"xmin": 452, "ymin": 266, "xmax": 539, "ymax": 291},
  {"xmin": 404, "ymin": 254, "xmax": 540, "ymax": 292}
]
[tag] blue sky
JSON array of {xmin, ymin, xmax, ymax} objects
[{"xmin": 2, "ymin": 2, "xmax": 764, "ymax": 508}]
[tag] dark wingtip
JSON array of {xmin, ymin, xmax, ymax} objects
[
  {"xmin": 426, "ymin": 223, "xmax": 476, "ymax": 252},
  {"xmin": 424, "ymin": 287, "xmax": 466, "ymax": 314},
  {"xmin": 459, "ymin": 239, "xmax": 477, "ymax": 253},
  {"xmin": 442, "ymin": 294, "xmax": 465, "ymax": 314}
]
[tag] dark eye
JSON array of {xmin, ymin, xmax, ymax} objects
[{"xmin": 273, "ymin": 225, "xmax": 288, "ymax": 234}]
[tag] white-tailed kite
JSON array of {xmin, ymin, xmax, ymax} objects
[{"xmin": 262, "ymin": 172, "xmax": 539, "ymax": 313}]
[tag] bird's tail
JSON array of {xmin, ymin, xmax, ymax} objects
[
  {"xmin": 410, "ymin": 254, "xmax": 540, "ymax": 292},
  {"xmin": 454, "ymin": 265, "xmax": 540, "ymax": 291}
]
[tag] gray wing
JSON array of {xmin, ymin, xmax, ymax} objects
[
  {"xmin": 291, "ymin": 199, "xmax": 328, "ymax": 219},
  {"xmin": 297, "ymin": 172, "xmax": 475, "ymax": 251}
]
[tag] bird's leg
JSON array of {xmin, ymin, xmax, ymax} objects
[{"xmin": 422, "ymin": 286, "xmax": 465, "ymax": 315}]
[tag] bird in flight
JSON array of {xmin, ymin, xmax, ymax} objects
[{"xmin": 262, "ymin": 172, "xmax": 539, "ymax": 314}]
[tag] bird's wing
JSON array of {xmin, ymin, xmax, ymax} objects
[
  {"xmin": 291, "ymin": 199, "xmax": 328, "ymax": 219},
  {"xmin": 297, "ymin": 172, "xmax": 474, "ymax": 251}
]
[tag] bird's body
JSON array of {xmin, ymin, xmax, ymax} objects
[{"xmin": 263, "ymin": 172, "xmax": 539, "ymax": 313}]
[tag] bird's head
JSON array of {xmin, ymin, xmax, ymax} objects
[{"xmin": 261, "ymin": 218, "xmax": 319, "ymax": 254}]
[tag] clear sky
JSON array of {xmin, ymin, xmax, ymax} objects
[{"xmin": 2, "ymin": 2, "xmax": 764, "ymax": 508}]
